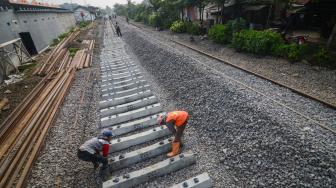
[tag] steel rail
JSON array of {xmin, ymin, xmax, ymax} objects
[
  {"xmin": 0, "ymin": 72, "xmax": 63, "ymax": 166},
  {"xmin": 16, "ymin": 69, "xmax": 76, "ymax": 187},
  {"xmin": 0, "ymin": 70, "xmax": 69, "ymax": 187},
  {"xmin": 171, "ymin": 39, "xmax": 336, "ymax": 110}
]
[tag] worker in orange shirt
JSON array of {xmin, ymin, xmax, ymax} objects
[{"xmin": 157, "ymin": 111, "xmax": 189, "ymax": 157}]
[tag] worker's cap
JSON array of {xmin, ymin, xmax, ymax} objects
[
  {"xmin": 157, "ymin": 112, "xmax": 167, "ymax": 125},
  {"xmin": 102, "ymin": 129, "xmax": 113, "ymax": 137}
]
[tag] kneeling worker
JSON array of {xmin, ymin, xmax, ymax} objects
[
  {"xmin": 157, "ymin": 111, "xmax": 189, "ymax": 157},
  {"xmin": 77, "ymin": 129, "xmax": 112, "ymax": 177}
]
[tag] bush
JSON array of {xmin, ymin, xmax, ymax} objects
[
  {"xmin": 79, "ymin": 21, "xmax": 90, "ymax": 28},
  {"xmin": 313, "ymin": 48, "xmax": 331, "ymax": 64},
  {"xmin": 231, "ymin": 29, "xmax": 284, "ymax": 55},
  {"xmin": 224, "ymin": 18, "xmax": 247, "ymax": 42},
  {"xmin": 208, "ymin": 18, "xmax": 247, "ymax": 44},
  {"xmin": 186, "ymin": 22, "xmax": 201, "ymax": 35},
  {"xmin": 227, "ymin": 18, "xmax": 247, "ymax": 33},
  {"xmin": 148, "ymin": 13, "xmax": 162, "ymax": 27},
  {"xmin": 208, "ymin": 24, "xmax": 231, "ymax": 44},
  {"xmin": 134, "ymin": 14, "xmax": 142, "ymax": 22},
  {"xmin": 68, "ymin": 48, "xmax": 79, "ymax": 57},
  {"xmin": 141, "ymin": 13, "xmax": 150, "ymax": 25},
  {"xmin": 285, "ymin": 43, "xmax": 307, "ymax": 62},
  {"xmin": 51, "ymin": 38, "xmax": 60, "ymax": 46},
  {"xmin": 170, "ymin": 20, "xmax": 186, "ymax": 33}
]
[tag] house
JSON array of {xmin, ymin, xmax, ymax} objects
[
  {"xmin": 73, "ymin": 6, "xmax": 95, "ymax": 22},
  {"xmin": 284, "ymin": 0, "xmax": 336, "ymax": 44},
  {"xmin": 0, "ymin": 0, "xmax": 75, "ymax": 54},
  {"xmin": 0, "ymin": 0, "xmax": 75, "ymax": 82},
  {"xmin": 88, "ymin": 6, "xmax": 101, "ymax": 18}
]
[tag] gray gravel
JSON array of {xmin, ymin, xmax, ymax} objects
[
  {"xmin": 26, "ymin": 21, "xmax": 104, "ymax": 188},
  {"xmin": 129, "ymin": 21, "xmax": 336, "ymax": 107},
  {"xmin": 118, "ymin": 20, "xmax": 336, "ymax": 187}
]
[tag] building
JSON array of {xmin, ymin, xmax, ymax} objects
[
  {"xmin": 73, "ymin": 6, "xmax": 96, "ymax": 22},
  {"xmin": 0, "ymin": 0, "xmax": 75, "ymax": 54},
  {"xmin": 0, "ymin": 0, "xmax": 76, "ymax": 82}
]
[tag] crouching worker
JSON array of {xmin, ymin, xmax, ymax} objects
[
  {"xmin": 157, "ymin": 111, "xmax": 189, "ymax": 157},
  {"xmin": 77, "ymin": 129, "xmax": 112, "ymax": 178}
]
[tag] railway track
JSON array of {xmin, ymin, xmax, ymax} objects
[
  {"xmin": 124, "ymin": 21, "xmax": 336, "ymax": 135},
  {"xmin": 99, "ymin": 21, "xmax": 212, "ymax": 187}
]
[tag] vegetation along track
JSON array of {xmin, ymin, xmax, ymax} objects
[
  {"xmin": 99, "ymin": 21, "xmax": 212, "ymax": 187},
  {"xmin": 125, "ymin": 21, "xmax": 336, "ymax": 135}
]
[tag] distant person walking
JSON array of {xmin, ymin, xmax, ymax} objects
[{"xmin": 115, "ymin": 22, "xmax": 122, "ymax": 37}]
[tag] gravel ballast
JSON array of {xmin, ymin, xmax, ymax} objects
[{"xmin": 118, "ymin": 21, "xmax": 336, "ymax": 187}]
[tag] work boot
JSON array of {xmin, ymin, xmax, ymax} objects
[{"xmin": 167, "ymin": 141, "xmax": 181, "ymax": 158}]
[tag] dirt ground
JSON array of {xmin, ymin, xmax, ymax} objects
[{"xmin": 0, "ymin": 63, "xmax": 43, "ymax": 124}]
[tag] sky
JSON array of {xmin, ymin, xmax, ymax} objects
[{"xmin": 42, "ymin": 0, "xmax": 142, "ymax": 8}]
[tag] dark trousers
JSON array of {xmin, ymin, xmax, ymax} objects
[
  {"xmin": 174, "ymin": 117, "xmax": 189, "ymax": 142},
  {"xmin": 77, "ymin": 149, "xmax": 108, "ymax": 170},
  {"xmin": 116, "ymin": 29, "xmax": 122, "ymax": 37}
]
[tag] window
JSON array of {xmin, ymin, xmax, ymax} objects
[
  {"xmin": 34, "ymin": 19, "xmax": 37, "ymax": 22},
  {"xmin": 23, "ymin": 20, "xmax": 27, "ymax": 23},
  {"xmin": 42, "ymin": 18, "xmax": 44, "ymax": 21},
  {"xmin": 7, "ymin": 22, "xmax": 10, "ymax": 26}
]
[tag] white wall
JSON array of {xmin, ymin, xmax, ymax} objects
[{"xmin": 0, "ymin": 9, "xmax": 76, "ymax": 52}]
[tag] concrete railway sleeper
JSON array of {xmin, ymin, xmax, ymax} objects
[
  {"xmin": 101, "ymin": 72, "xmax": 142, "ymax": 82},
  {"xmin": 108, "ymin": 126, "xmax": 170, "ymax": 153},
  {"xmin": 101, "ymin": 80, "xmax": 148, "ymax": 93},
  {"xmin": 103, "ymin": 153, "xmax": 196, "ymax": 188},
  {"xmin": 98, "ymin": 22, "xmax": 211, "ymax": 187},
  {"xmin": 101, "ymin": 85, "xmax": 151, "ymax": 99},
  {"xmin": 101, "ymin": 67, "xmax": 138, "ymax": 74},
  {"xmin": 101, "ymin": 63, "xmax": 137, "ymax": 69},
  {"xmin": 100, "ymin": 96, "xmax": 158, "ymax": 117},
  {"xmin": 102, "ymin": 69, "xmax": 141, "ymax": 77},
  {"xmin": 99, "ymin": 90, "xmax": 153, "ymax": 109},
  {"xmin": 101, "ymin": 69, "xmax": 139, "ymax": 76},
  {"xmin": 102, "ymin": 114, "xmax": 159, "ymax": 133},
  {"xmin": 101, "ymin": 79, "xmax": 146, "ymax": 91},
  {"xmin": 108, "ymin": 137, "xmax": 173, "ymax": 171},
  {"xmin": 170, "ymin": 173, "xmax": 212, "ymax": 188},
  {"xmin": 101, "ymin": 76, "xmax": 144, "ymax": 88},
  {"xmin": 101, "ymin": 63, "xmax": 136, "ymax": 69},
  {"xmin": 100, "ymin": 103, "xmax": 162, "ymax": 126}
]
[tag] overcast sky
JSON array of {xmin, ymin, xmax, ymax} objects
[{"xmin": 42, "ymin": 0, "xmax": 142, "ymax": 8}]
